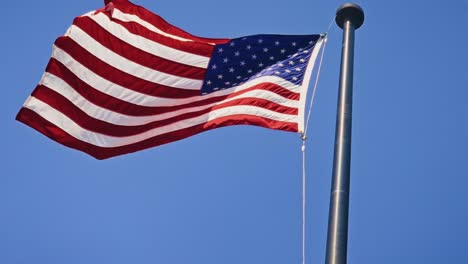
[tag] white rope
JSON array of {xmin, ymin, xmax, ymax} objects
[
  {"xmin": 301, "ymin": 32, "xmax": 329, "ymax": 264},
  {"xmin": 326, "ymin": 15, "xmax": 336, "ymax": 34},
  {"xmin": 301, "ymin": 135, "xmax": 307, "ymax": 264}
]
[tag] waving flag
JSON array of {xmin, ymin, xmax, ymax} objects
[{"xmin": 16, "ymin": 0, "xmax": 324, "ymax": 159}]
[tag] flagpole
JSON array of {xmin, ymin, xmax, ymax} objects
[{"xmin": 325, "ymin": 3, "xmax": 364, "ymax": 264}]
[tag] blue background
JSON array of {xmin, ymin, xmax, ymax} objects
[{"xmin": 2, "ymin": 0, "xmax": 468, "ymax": 263}]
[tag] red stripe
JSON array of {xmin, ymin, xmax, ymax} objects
[
  {"xmin": 46, "ymin": 59, "xmax": 299, "ymax": 116},
  {"xmin": 73, "ymin": 16, "xmax": 210, "ymax": 75},
  {"xmin": 17, "ymin": 107, "xmax": 297, "ymax": 160},
  {"xmin": 54, "ymin": 37, "xmax": 201, "ymax": 98},
  {"xmin": 113, "ymin": 2, "xmax": 230, "ymax": 45},
  {"xmin": 46, "ymin": 59, "xmax": 222, "ymax": 116},
  {"xmin": 32, "ymin": 85, "xmax": 298, "ymax": 137},
  {"xmin": 76, "ymin": 14, "xmax": 215, "ymax": 58}
]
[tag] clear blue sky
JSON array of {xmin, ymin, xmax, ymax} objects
[{"xmin": 2, "ymin": 0, "xmax": 468, "ymax": 263}]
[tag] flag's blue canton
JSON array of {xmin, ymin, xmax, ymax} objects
[{"xmin": 201, "ymin": 34, "xmax": 321, "ymax": 95}]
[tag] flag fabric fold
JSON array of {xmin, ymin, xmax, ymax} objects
[{"xmin": 16, "ymin": 0, "xmax": 324, "ymax": 159}]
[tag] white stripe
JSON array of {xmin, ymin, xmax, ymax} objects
[
  {"xmin": 111, "ymin": 8, "xmax": 198, "ymax": 43},
  {"xmin": 297, "ymin": 37, "xmax": 324, "ymax": 133},
  {"xmin": 67, "ymin": 25, "xmax": 203, "ymax": 90},
  {"xmin": 41, "ymin": 72, "xmax": 299, "ymax": 126},
  {"xmin": 81, "ymin": 12, "xmax": 210, "ymax": 68},
  {"xmin": 81, "ymin": 8, "xmax": 217, "ymax": 45},
  {"xmin": 24, "ymin": 96, "xmax": 297, "ymax": 148},
  {"xmin": 51, "ymin": 46, "xmax": 300, "ymax": 107}
]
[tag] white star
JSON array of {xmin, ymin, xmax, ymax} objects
[
  {"xmin": 293, "ymin": 76, "xmax": 298, "ymax": 81},
  {"xmin": 258, "ymin": 63, "xmax": 264, "ymax": 67},
  {"xmin": 230, "ymin": 42, "xmax": 235, "ymax": 47},
  {"xmin": 292, "ymin": 42, "xmax": 297, "ymax": 46},
  {"xmin": 285, "ymin": 69, "xmax": 291, "ymax": 73},
  {"xmin": 278, "ymin": 63, "xmax": 284, "ymax": 67},
  {"xmin": 218, "ymin": 74, "xmax": 223, "ymax": 79},
  {"xmin": 309, "ymin": 40, "xmax": 315, "ymax": 44},
  {"xmin": 303, "ymin": 50, "xmax": 309, "ymax": 53},
  {"xmin": 236, "ymin": 76, "xmax": 242, "ymax": 79},
  {"xmin": 258, "ymin": 39, "xmax": 264, "ymax": 44},
  {"xmin": 234, "ymin": 51, "xmax": 240, "ymax": 56},
  {"xmin": 252, "ymin": 54, "xmax": 257, "ymax": 59},
  {"xmin": 240, "ymin": 61, "xmax": 246, "ymax": 66},
  {"xmin": 275, "ymin": 71, "xmax": 281, "ymax": 75},
  {"xmin": 295, "ymin": 67, "xmax": 302, "ymax": 71},
  {"xmin": 212, "ymin": 64, "xmax": 217, "ymax": 69},
  {"xmin": 246, "ymin": 45, "xmax": 252, "ymax": 50},
  {"xmin": 225, "ymin": 81, "xmax": 230, "ymax": 85},
  {"xmin": 223, "ymin": 58, "xmax": 229, "ymax": 63},
  {"xmin": 269, "ymin": 56, "xmax": 275, "ymax": 60},
  {"xmin": 280, "ymin": 49, "xmax": 286, "ymax": 54},
  {"xmin": 263, "ymin": 48, "xmax": 269, "ymax": 52},
  {"xmin": 218, "ymin": 48, "xmax": 224, "ymax": 53},
  {"xmin": 275, "ymin": 41, "xmax": 280, "ymax": 46},
  {"xmin": 229, "ymin": 68, "xmax": 235, "ymax": 72},
  {"xmin": 214, "ymin": 87, "xmax": 219, "ymax": 91},
  {"xmin": 289, "ymin": 61, "xmax": 295, "ymax": 65},
  {"xmin": 248, "ymin": 69, "xmax": 253, "ymax": 73},
  {"xmin": 300, "ymin": 59, "xmax": 306, "ymax": 63},
  {"xmin": 207, "ymin": 80, "xmax": 212, "ymax": 85}
]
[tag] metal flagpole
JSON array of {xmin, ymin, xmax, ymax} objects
[{"xmin": 325, "ymin": 3, "xmax": 364, "ymax": 264}]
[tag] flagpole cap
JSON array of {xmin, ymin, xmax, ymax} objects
[{"xmin": 335, "ymin": 3, "xmax": 364, "ymax": 29}]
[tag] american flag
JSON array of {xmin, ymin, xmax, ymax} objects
[{"xmin": 16, "ymin": 0, "xmax": 324, "ymax": 159}]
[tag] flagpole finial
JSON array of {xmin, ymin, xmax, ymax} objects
[{"xmin": 335, "ymin": 3, "xmax": 364, "ymax": 29}]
